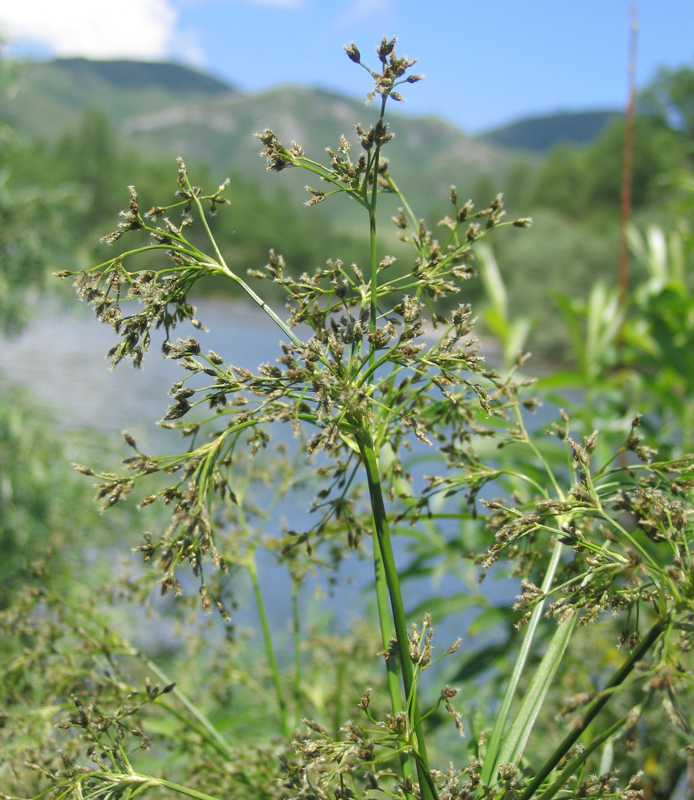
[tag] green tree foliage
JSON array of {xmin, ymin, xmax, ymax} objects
[
  {"xmin": 2, "ymin": 103, "xmax": 371, "ymax": 298},
  {"xmin": 0, "ymin": 50, "xmax": 81, "ymax": 330},
  {"xmin": 503, "ymin": 158, "xmax": 535, "ymax": 213},
  {"xmin": 0, "ymin": 387, "xmax": 133, "ymax": 609},
  {"xmin": 527, "ymin": 66, "xmax": 694, "ymax": 220},
  {"xmin": 55, "ymin": 108, "xmax": 119, "ymax": 220},
  {"xmin": 0, "ymin": 52, "xmax": 140, "ymax": 614},
  {"xmin": 531, "ymin": 117, "xmax": 685, "ymax": 218},
  {"xmin": 640, "ymin": 64, "xmax": 694, "ymax": 143},
  {"xmin": 0, "ymin": 168, "xmax": 79, "ymax": 332}
]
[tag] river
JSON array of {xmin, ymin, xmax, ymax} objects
[{"xmin": 1, "ymin": 295, "xmax": 516, "ymax": 654}]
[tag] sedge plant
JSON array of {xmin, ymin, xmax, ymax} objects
[{"xmin": 8, "ymin": 36, "xmax": 693, "ymax": 800}]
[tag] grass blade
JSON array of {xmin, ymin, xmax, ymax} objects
[
  {"xmin": 493, "ymin": 614, "xmax": 577, "ymax": 774},
  {"xmin": 480, "ymin": 542, "xmax": 564, "ymax": 785}
]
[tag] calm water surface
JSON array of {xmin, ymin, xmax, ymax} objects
[
  {"xmin": 0, "ymin": 298, "xmax": 286, "ymax": 442},
  {"xmin": 1, "ymin": 297, "xmax": 514, "ymax": 650}
]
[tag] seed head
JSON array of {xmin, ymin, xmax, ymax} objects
[
  {"xmin": 344, "ymin": 41, "xmax": 361, "ymax": 63},
  {"xmin": 377, "ymin": 36, "xmax": 397, "ymax": 60}
]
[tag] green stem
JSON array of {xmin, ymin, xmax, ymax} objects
[
  {"xmin": 513, "ymin": 404, "xmax": 564, "ymax": 499},
  {"xmin": 518, "ymin": 618, "xmax": 666, "ymax": 800},
  {"xmin": 295, "ymin": 158, "xmax": 367, "ymax": 208},
  {"xmin": 143, "ymin": 659, "xmax": 233, "ymax": 760},
  {"xmin": 368, "ymin": 97, "xmax": 387, "ymax": 340},
  {"xmin": 186, "ymin": 175, "xmax": 302, "ymax": 349},
  {"xmin": 155, "ymin": 776, "xmax": 226, "ymax": 800},
  {"xmin": 369, "ymin": 184, "xmax": 379, "ymax": 337},
  {"xmin": 357, "ymin": 431, "xmax": 437, "ymax": 800},
  {"xmin": 67, "ymin": 771, "xmax": 225, "ymax": 800},
  {"xmin": 248, "ymin": 554, "xmax": 289, "ymax": 738},
  {"xmin": 358, "ymin": 94, "xmax": 422, "ymax": 797},
  {"xmin": 371, "ymin": 518, "xmax": 414, "ymax": 792},
  {"xmin": 535, "ymin": 716, "xmax": 627, "ymax": 800}
]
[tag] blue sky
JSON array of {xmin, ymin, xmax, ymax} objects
[{"xmin": 2, "ymin": 0, "xmax": 693, "ymax": 132}]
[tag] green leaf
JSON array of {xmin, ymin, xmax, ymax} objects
[
  {"xmin": 406, "ymin": 591, "xmax": 485, "ymax": 622},
  {"xmin": 504, "ymin": 316, "xmax": 532, "ymax": 365},
  {"xmin": 494, "ymin": 614, "xmax": 577, "ymax": 774},
  {"xmin": 480, "ymin": 542, "xmax": 565, "ymax": 787},
  {"xmin": 477, "ymin": 243, "xmax": 507, "ymax": 316},
  {"xmin": 451, "ymin": 640, "xmax": 513, "ymax": 683}
]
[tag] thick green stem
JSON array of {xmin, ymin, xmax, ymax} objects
[
  {"xmin": 371, "ymin": 518, "xmax": 414, "ymax": 791},
  {"xmin": 368, "ymin": 97, "xmax": 387, "ymax": 340},
  {"xmin": 518, "ymin": 618, "xmax": 666, "ymax": 800},
  {"xmin": 358, "ymin": 96, "xmax": 422, "ymax": 795},
  {"xmin": 248, "ymin": 554, "xmax": 289, "ymax": 738},
  {"xmin": 357, "ymin": 431, "xmax": 437, "ymax": 800},
  {"xmin": 369, "ymin": 181, "xmax": 379, "ymax": 336}
]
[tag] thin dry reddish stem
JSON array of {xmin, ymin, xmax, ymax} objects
[{"xmin": 618, "ymin": 2, "xmax": 638, "ymax": 321}]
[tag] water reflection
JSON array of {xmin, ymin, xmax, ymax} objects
[
  {"xmin": 1, "ymin": 297, "xmax": 515, "ymax": 654},
  {"xmin": 0, "ymin": 298, "xmax": 288, "ymax": 444}
]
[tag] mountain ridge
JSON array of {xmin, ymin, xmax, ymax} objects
[
  {"xmin": 3, "ymin": 57, "xmax": 621, "ymax": 215},
  {"xmin": 49, "ymin": 57, "xmax": 236, "ymax": 95},
  {"xmin": 482, "ymin": 109, "xmax": 623, "ymax": 153},
  {"xmin": 7, "ymin": 57, "xmax": 620, "ymax": 153}
]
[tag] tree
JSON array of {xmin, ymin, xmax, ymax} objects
[{"xmin": 640, "ymin": 64, "xmax": 694, "ymax": 144}]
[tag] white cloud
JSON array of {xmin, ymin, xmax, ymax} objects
[
  {"xmin": 0, "ymin": 0, "xmax": 178, "ymax": 60},
  {"xmin": 332, "ymin": 0, "xmax": 391, "ymax": 29},
  {"xmin": 343, "ymin": 0, "xmax": 391, "ymax": 22},
  {"xmin": 176, "ymin": 28, "xmax": 206, "ymax": 67},
  {"xmin": 227, "ymin": 0, "xmax": 305, "ymax": 8},
  {"xmin": 179, "ymin": 0, "xmax": 304, "ymax": 7}
]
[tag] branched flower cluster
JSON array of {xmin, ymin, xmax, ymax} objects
[
  {"xmin": 422, "ymin": 412, "xmax": 694, "ymax": 637},
  {"xmin": 62, "ymin": 88, "xmax": 532, "ymax": 601},
  {"xmin": 45, "ymin": 35, "xmax": 694, "ymax": 800}
]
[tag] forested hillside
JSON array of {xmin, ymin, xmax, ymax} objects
[{"xmin": 3, "ymin": 56, "xmax": 693, "ymax": 355}]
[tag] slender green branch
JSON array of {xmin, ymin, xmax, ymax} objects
[
  {"xmin": 535, "ymin": 716, "xmax": 628, "ymax": 800},
  {"xmin": 186, "ymin": 173, "xmax": 302, "ymax": 349},
  {"xmin": 513, "ymin": 404, "xmax": 564, "ymax": 500},
  {"xmin": 518, "ymin": 618, "xmax": 666, "ymax": 800},
  {"xmin": 144, "ymin": 659, "xmax": 234, "ymax": 760},
  {"xmin": 294, "ymin": 158, "xmax": 368, "ymax": 207},
  {"xmin": 247, "ymin": 554, "xmax": 289, "ymax": 738},
  {"xmin": 150, "ymin": 774, "xmax": 226, "ymax": 800}
]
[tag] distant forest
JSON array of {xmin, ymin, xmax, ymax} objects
[{"xmin": 2, "ymin": 56, "xmax": 693, "ymax": 355}]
